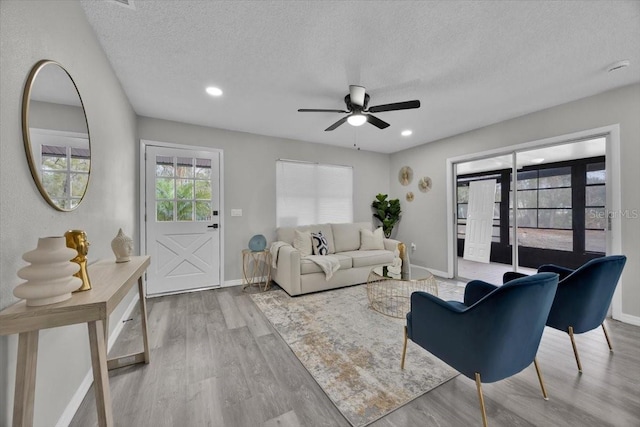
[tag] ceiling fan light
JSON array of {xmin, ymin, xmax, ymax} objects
[
  {"xmin": 347, "ymin": 113, "xmax": 367, "ymax": 127},
  {"xmin": 205, "ymin": 86, "xmax": 223, "ymax": 97}
]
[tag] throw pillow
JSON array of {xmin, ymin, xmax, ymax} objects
[
  {"xmin": 311, "ymin": 231, "xmax": 329, "ymax": 255},
  {"xmin": 360, "ymin": 227, "xmax": 385, "ymax": 250},
  {"xmin": 293, "ymin": 230, "xmax": 313, "ymax": 257}
]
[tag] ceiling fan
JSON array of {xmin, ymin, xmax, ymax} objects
[{"xmin": 298, "ymin": 85, "xmax": 420, "ymax": 131}]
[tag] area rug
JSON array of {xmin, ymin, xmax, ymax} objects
[{"xmin": 251, "ymin": 283, "xmax": 460, "ymax": 427}]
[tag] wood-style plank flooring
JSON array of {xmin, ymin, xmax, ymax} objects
[{"xmin": 70, "ymin": 284, "xmax": 640, "ymax": 427}]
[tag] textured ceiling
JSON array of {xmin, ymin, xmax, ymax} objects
[{"xmin": 80, "ymin": 1, "xmax": 640, "ymax": 154}]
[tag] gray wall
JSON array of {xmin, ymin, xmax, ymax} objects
[
  {"xmin": 0, "ymin": 1, "xmax": 138, "ymax": 425},
  {"xmin": 137, "ymin": 117, "xmax": 391, "ymax": 281},
  {"xmin": 390, "ymin": 83, "xmax": 640, "ymax": 319}
]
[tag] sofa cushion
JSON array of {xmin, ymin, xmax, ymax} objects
[
  {"xmin": 332, "ymin": 222, "xmax": 372, "ymax": 252},
  {"xmin": 278, "ymin": 224, "xmax": 336, "ymax": 254},
  {"xmin": 293, "ymin": 230, "xmax": 313, "ymax": 257},
  {"xmin": 300, "ymin": 254, "xmax": 353, "ymax": 275},
  {"xmin": 337, "ymin": 250, "xmax": 395, "ymax": 268},
  {"xmin": 360, "ymin": 227, "xmax": 385, "ymax": 250}
]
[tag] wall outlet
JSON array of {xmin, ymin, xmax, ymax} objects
[
  {"xmin": 410, "ymin": 242, "xmax": 417, "ymax": 251},
  {"xmin": 231, "ymin": 209, "xmax": 242, "ymax": 217}
]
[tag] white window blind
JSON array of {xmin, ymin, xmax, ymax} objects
[{"xmin": 276, "ymin": 160, "xmax": 353, "ymax": 227}]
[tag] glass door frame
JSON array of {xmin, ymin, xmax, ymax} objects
[{"xmin": 446, "ymin": 124, "xmax": 623, "ymax": 320}]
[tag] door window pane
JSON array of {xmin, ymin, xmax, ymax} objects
[
  {"xmin": 195, "ymin": 201, "xmax": 211, "ymax": 221},
  {"xmin": 176, "ymin": 157, "xmax": 194, "ymax": 178},
  {"xmin": 195, "ymin": 180, "xmax": 212, "ymax": 199},
  {"xmin": 156, "ymin": 178, "xmax": 174, "ymax": 199},
  {"xmin": 177, "ymin": 201, "xmax": 193, "ymax": 221},
  {"xmin": 157, "ymin": 201, "xmax": 174, "ymax": 221},
  {"xmin": 195, "ymin": 158, "xmax": 212, "ymax": 179},
  {"xmin": 176, "ymin": 179, "xmax": 193, "ymax": 199},
  {"xmin": 156, "ymin": 156, "xmax": 175, "ymax": 177}
]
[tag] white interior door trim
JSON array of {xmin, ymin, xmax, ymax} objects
[
  {"xmin": 446, "ymin": 124, "xmax": 622, "ymax": 319},
  {"xmin": 139, "ymin": 139, "xmax": 225, "ymax": 292}
]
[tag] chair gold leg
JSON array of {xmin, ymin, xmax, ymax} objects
[
  {"xmin": 601, "ymin": 323, "xmax": 613, "ymax": 352},
  {"xmin": 401, "ymin": 326, "xmax": 408, "ymax": 370},
  {"xmin": 533, "ymin": 357, "xmax": 549, "ymax": 400},
  {"xmin": 568, "ymin": 326, "xmax": 582, "ymax": 373},
  {"xmin": 475, "ymin": 373, "xmax": 488, "ymax": 427}
]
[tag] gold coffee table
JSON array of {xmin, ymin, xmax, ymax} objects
[{"xmin": 367, "ymin": 265, "xmax": 438, "ymax": 318}]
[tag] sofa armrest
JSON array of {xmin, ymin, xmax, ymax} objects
[
  {"xmin": 383, "ymin": 238, "xmax": 401, "ymax": 252},
  {"xmin": 272, "ymin": 243, "xmax": 302, "ymax": 295}
]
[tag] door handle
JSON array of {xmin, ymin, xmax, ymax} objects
[{"xmin": 208, "ymin": 224, "xmax": 219, "ymax": 229}]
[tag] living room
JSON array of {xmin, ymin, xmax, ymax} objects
[{"xmin": 1, "ymin": 1, "xmax": 639, "ymax": 426}]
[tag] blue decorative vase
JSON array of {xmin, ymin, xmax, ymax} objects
[{"xmin": 248, "ymin": 234, "xmax": 267, "ymax": 252}]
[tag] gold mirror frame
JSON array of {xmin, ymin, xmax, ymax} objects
[{"xmin": 22, "ymin": 60, "xmax": 91, "ymax": 212}]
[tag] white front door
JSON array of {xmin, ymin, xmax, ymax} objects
[
  {"xmin": 463, "ymin": 179, "xmax": 496, "ymax": 263},
  {"xmin": 144, "ymin": 145, "xmax": 221, "ymax": 295}
]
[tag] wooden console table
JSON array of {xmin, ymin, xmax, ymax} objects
[{"xmin": 0, "ymin": 255, "xmax": 151, "ymax": 427}]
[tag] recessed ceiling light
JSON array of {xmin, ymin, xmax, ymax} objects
[
  {"xmin": 401, "ymin": 130, "xmax": 412, "ymax": 137},
  {"xmin": 531, "ymin": 158, "xmax": 545, "ymax": 164},
  {"xmin": 607, "ymin": 60, "xmax": 630, "ymax": 73},
  {"xmin": 206, "ymin": 86, "xmax": 223, "ymax": 97}
]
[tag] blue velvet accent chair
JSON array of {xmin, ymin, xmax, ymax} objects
[
  {"xmin": 503, "ymin": 255, "xmax": 627, "ymax": 372},
  {"xmin": 402, "ymin": 273, "xmax": 559, "ymax": 427}
]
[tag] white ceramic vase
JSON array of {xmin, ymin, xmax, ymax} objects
[
  {"xmin": 13, "ymin": 236, "xmax": 82, "ymax": 306},
  {"xmin": 111, "ymin": 228, "xmax": 133, "ymax": 263}
]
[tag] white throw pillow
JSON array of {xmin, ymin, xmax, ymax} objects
[
  {"xmin": 293, "ymin": 230, "xmax": 313, "ymax": 256},
  {"xmin": 360, "ymin": 227, "xmax": 385, "ymax": 250}
]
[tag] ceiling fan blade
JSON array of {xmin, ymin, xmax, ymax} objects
[
  {"xmin": 349, "ymin": 85, "xmax": 366, "ymax": 107},
  {"xmin": 325, "ymin": 116, "xmax": 348, "ymax": 131},
  {"xmin": 366, "ymin": 114, "xmax": 390, "ymax": 129},
  {"xmin": 298, "ymin": 108, "xmax": 349, "ymax": 113},
  {"xmin": 368, "ymin": 100, "xmax": 420, "ymax": 113}
]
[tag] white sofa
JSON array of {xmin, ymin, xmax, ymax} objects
[{"xmin": 272, "ymin": 222, "xmax": 402, "ymax": 296}]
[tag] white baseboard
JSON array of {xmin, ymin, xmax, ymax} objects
[
  {"xmin": 56, "ymin": 293, "xmax": 140, "ymax": 427},
  {"xmin": 411, "ymin": 264, "xmax": 451, "ymax": 279},
  {"xmin": 616, "ymin": 312, "xmax": 640, "ymax": 327},
  {"xmin": 223, "ymin": 278, "xmax": 243, "ymax": 287}
]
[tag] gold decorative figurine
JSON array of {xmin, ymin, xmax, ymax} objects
[{"xmin": 65, "ymin": 230, "xmax": 92, "ymax": 292}]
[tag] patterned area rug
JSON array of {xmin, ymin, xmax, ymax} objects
[{"xmin": 251, "ymin": 282, "xmax": 461, "ymax": 427}]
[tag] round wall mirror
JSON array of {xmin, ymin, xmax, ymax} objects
[{"xmin": 22, "ymin": 60, "xmax": 91, "ymax": 211}]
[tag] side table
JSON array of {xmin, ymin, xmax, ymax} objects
[
  {"xmin": 242, "ymin": 249, "xmax": 272, "ymax": 292},
  {"xmin": 367, "ymin": 265, "xmax": 438, "ymax": 318}
]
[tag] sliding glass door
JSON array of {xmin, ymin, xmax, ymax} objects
[{"xmin": 455, "ymin": 137, "xmax": 607, "ymax": 282}]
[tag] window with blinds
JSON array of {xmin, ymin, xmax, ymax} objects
[{"xmin": 276, "ymin": 160, "xmax": 353, "ymax": 227}]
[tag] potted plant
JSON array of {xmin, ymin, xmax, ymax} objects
[{"xmin": 371, "ymin": 193, "xmax": 402, "ymax": 238}]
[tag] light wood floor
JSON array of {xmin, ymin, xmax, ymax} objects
[{"xmin": 70, "ymin": 283, "xmax": 640, "ymax": 427}]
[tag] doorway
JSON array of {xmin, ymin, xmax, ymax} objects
[
  {"xmin": 141, "ymin": 141, "xmax": 223, "ymax": 296},
  {"xmin": 447, "ymin": 127, "xmax": 621, "ymax": 297}
]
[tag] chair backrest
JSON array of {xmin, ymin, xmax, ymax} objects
[
  {"xmin": 546, "ymin": 255, "xmax": 626, "ymax": 334},
  {"xmin": 411, "ymin": 273, "xmax": 558, "ymax": 383}
]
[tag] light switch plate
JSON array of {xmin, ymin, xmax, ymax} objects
[{"xmin": 231, "ymin": 209, "xmax": 242, "ymax": 217}]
